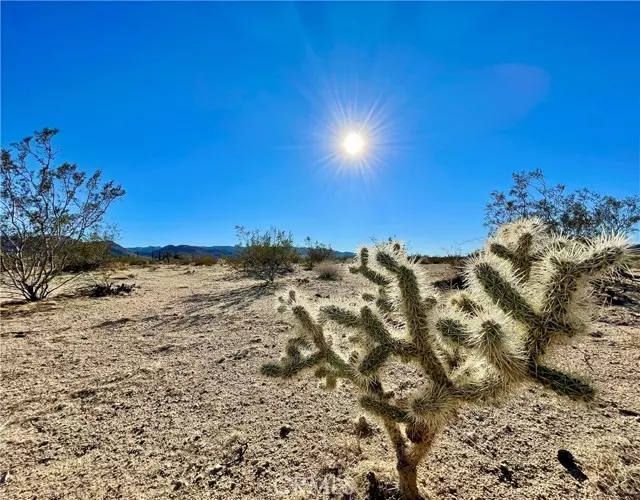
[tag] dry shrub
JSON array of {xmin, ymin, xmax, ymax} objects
[
  {"xmin": 85, "ymin": 268, "xmax": 135, "ymax": 297},
  {"xmin": 316, "ymin": 261, "xmax": 341, "ymax": 280},
  {"xmin": 304, "ymin": 237, "xmax": 335, "ymax": 270},
  {"xmin": 593, "ymin": 439, "xmax": 640, "ymax": 498},
  {"xmin": 193, "ymin": 255, "xmax": 218, "ymax": 266}
]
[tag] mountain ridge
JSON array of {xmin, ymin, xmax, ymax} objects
[{"xmin": 112, "ymin": 242, "xmax": 355, "ymax": 259}]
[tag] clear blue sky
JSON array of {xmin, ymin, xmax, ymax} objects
[{"xmin": 2, "ymin": 2, "xmax": 638, "ymax": 254}]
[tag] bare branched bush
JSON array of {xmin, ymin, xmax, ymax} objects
[
  {"xmin": 1, "ymin": 128, "xmax": 125, "ymax": 301},
  {"xmin": 486, "ymin": 169, "xmax": 640, "ymax": 237}
]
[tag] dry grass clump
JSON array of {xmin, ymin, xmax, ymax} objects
[
  {"xmin": 593, "ymin": 439, "xmax": 640, "ymax": 498},
  {"xmin": 315, "ymin": 261, "xmax": 341, "ymax": 280}
]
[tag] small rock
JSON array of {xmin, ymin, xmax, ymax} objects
[
  {"xmin": 498, "ymin": 463, "xmax": 517, "ymax": 486},
  {"xmin": 279, "ymin": 425, "xmax": 293, "ymax": 438},
  {"xmin": 210, "ymin": 464, "xmax": 224, "ymax": 476},
  {"xmin": 230, "ymin": 349, "xmax": 249, "ymax": 360},
  {"xmin": 172, "ymin": 479, "xmax": 183, "ymax": 491},
  {"xmin": 217, "ymin": 358, "xmax": 225, "ymax": 364}
]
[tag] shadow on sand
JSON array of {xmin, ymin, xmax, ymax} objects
[{"xmin": 139, "ymin": 283, "xmax": 273, "ymax": 330}]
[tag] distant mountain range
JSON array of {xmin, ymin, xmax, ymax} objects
[{"xmin": 110, "ymin": 242, "xmax": 355, "ymax": 259}]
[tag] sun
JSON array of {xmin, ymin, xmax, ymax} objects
[{"xmin": 343, "ymin": 132, "xmax": 365, "ymax": 156}]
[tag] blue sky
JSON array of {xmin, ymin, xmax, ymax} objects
[{"xmin": 2, "ymin": 2, "xmax": 638, "ymax": 254}]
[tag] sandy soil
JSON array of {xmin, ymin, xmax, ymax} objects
[{"xmin": 1, "ymin": 263, "xmax": 639, "ymax": 499}]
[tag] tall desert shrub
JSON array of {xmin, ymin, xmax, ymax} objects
[
  {"xmin": 1, "ymin": 128, "xmax": 124, "ymax": 300},
  {"xmin": 235, "ymin": 226, "xmax": 297, "ymax": 283}
]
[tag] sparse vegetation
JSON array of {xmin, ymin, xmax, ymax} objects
[
  {"xmin": 108, "ymin": 254, "xmax": 154, "ymax": 267},
  {"xmin": 262, "ymin": 218, "xmax": 632, "ymax": 499},
  {"xmin": 85, "ymin": 268, "xmax": 135, "ymax": 297},
  {"xmin": 192, "ymin": 255, "xmax": 218, "ymax": 266},
  {"xmin": 63, "ymin": 239, "xmax": 112, "ymax": 273},
  {"xmin": 303, "ymin": 237, "xmax": 334, "ymax": 270},
  {"xmin": 486, "ymin": 169, "xmax": 640, "ymax": 237},
  {"xmin": 235, "ymin": 226, "xmax": 297, "ymax": 283},
  {"xmin": 315, "ymin": 260, "xmax": 341, "ymax": 280},
  {"xmin": 1, "ymin": 128, "xmax": 125, "ymax": 301}
]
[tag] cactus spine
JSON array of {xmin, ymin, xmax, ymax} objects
[{"xmin": 262, "ymin": 219, "xmax": 632, "ymax": 500}]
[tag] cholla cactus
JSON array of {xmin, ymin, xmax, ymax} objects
[{"xmin": 262, "ymin": 219, "xmax": 632, "ymax": 500}]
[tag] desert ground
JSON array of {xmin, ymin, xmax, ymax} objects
[{"xmin": 1, "ymin": 262, "xmax": 639, "ymax": 499}]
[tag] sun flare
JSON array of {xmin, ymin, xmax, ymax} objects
[{"xmin": 343, "ymin": 132, "xmax": 365, "ymax": 156}]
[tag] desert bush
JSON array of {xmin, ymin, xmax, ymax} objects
[
  {"xmin": 235, "ymin": 226, "xmax": 297, "ymax": 283},
  {"xmin": 85, "ymin": 268, "xmax": 135, "ymax": 297},
  {"xmin": 193, "ymin": 255, "xmax": 218, "ymax": 266},
  {"xmin": 89, "ymin": 281, "xmax": 135, "ymax": 297},
  {"xmin": 63, "ymin": 239, "xmax": 112, "ymax": 273},
  {"xmin": 219, "ymin": 255, "xmax": 243, "ymax": 270},
  {"xmin": 303, "ymin": 237, "xmax": 334, "ymax": 270},
  {"xmin": 486, "ymin": 168, "xmax": 640, "ymax": 237},
  {"xmin": 1, "ymin": 128, "xmax": 125, "ymax": 301},
  {"xmin": 109, "ymin": 254, "xmax": 154, "ymax": 267},
  {"xmin": 315, "ymin": 261, "xmax": 341, "ymax": 280},
  {"xmin": 262, "ymin": 218, "xmax": 632, "ymax": 499},
  {"xmin": 412, "ymin": 255, "xmax": 465, "ymax": 266}
]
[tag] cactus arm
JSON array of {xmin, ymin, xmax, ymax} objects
[
  {"xmin": 435, "ymin": 317, "xmax": 475, "ymax": 347},
  {"xmin": 375, "ymin": 250, "xmax": 449, "ymax": 385},
  {"xmin": 473, "ymin": 320, "xmax": 526, "ymax": 380},
  {"xmin": 448, "ymin": 291, "xmax": 483, "ymax": 314},
  {"xmin": 350, "ymin": 247, "xmax": 392, "ymax": 286},
  {"xmin": 532, "ymin": 236, "xmax": 632, "ymax": 356},
  {"xmin": 489, "ymin": 232, "xmax": 537, "ymax": 280},
  {"xmin": 359, "ymin": 394, "xmax": 411, "ymax": 423}
]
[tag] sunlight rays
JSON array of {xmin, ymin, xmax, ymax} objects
[{"xmin": 307, "ymin": 80, "xmax": 405, "ymax": 180}]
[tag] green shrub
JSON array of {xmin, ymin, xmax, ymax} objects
[
  {"xmin": 108, "ymin": 255, "xmax": 154, "ymax": 267},
  {"xmin": 235, "ymin": 226, "xmax": 297, "ymax": 283},
  {"xmin": 63, "ymin": 240, "xmax": 111, "ymax": 273},
  {"xmin": 303, "ymin": 237, "xmax": 334, "ymax": 270}
]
